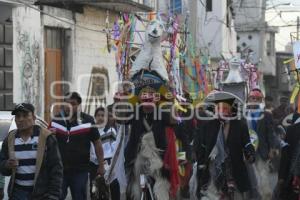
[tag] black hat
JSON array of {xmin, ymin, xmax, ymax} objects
[
  {"xmin": 213, "ymin": 98, "xmax": 235, "ymax": 106},
  {"xmin": 12, "ymin": 103, "xmax": 35, "ymax": 115}
]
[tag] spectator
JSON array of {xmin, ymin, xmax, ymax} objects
[
  {"xmin": 273, "ymin": 96, "xmax": 293, "ymax": 126},
  {"xmin": 50, "ymin": 92, "xmax": 105, "ymax": 200},
  {"xmin": 0, "ymin": 103, "xmax": 63, "ymax": 199},
  {"xmin": 89, "ymin": 105, "xmax": 120, "ymax": 200}
]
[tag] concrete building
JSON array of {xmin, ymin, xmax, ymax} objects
[
  {"xmin": 233, "ymin": 0, "xmax": 278, "ymax": 91},
  {"xmin": 265, "ymin": 51, "xmax": 294, "ymax": 105},
  {"xmin": 0, "ymin": 0, "xmax": 155, "ymax": 121},
  {"xmin": 158, "ymin": 0, "xmax": 237, "ymax": 65},
  {"xmin": 197, "ymin": 0, "xmax": 237, "ymax": 62}
]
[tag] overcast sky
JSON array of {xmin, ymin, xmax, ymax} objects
[
  {"xmin": 272, "ymin": 0, "xmax": 299, "ymax": 6},
  {"xmin": 266, "ymin": 0, "xmax": 300, "ymax": 51}
]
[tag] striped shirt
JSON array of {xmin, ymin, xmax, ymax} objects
[
  {"xmin": 90, "ymin": 126, "xmax": 117, "ymax": 164},
  {"xmin": 14, "ymin": 131, "xmax": 39, "ymax": 189}
]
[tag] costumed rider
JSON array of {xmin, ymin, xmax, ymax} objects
[
  {"xmin": 246, "ymin": 88, "xmax": 278, "ymax": 199},
  {"xmin": 196, "ymin": 92, "xmax": 255, "ymax": 199},
  {"xmin": 123, "ymin": 19, "xmax": 178, "ymax": 200}
]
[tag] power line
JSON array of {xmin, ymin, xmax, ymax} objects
[
  {"xmin": 11, "ymin": 0, "xmax": 108, "ymax": 34},
  {"xmin": 270, "ymin": 0, "xmax": 291, "ymax": 23}
]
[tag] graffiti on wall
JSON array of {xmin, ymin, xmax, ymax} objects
[{"xmin": 15, "ymin": 20, "xmax": 41, "ymax": 112}]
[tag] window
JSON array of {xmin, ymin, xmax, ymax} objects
[
  {"xmin": 5, "ymin": 48, "xmax": 12, "ymax": 67},
  {"xmin": 0, "ymin": 71, "xmax": 3, "ymax": 89},
  {"xmin": 0, "ymin": 25, "xmax": 3, "ymax": 43},
  {"xmin": 45, "ymin": 27, "xmax": 64, "ymax": 49},
  {"xmin": 0, "ymin": 48, "xmax": 13, "ymax": 67},
  {"xmin": 5, "ymin": 71, "xmax": 12, "ymax": 89},
  {"xmin": 171, "ymin": 0, "xmax": 182, "ymax": 14},
  {"xmin": 206, "ymin": 0, "xmax": 212, "ymax": 12},
  {"xmin": 4, "ymin": 24, "xmax": 12, "ymax": 44},
  {"xmin": 0, "ymin": 48, "xmax": 3, "ymax": 67}
]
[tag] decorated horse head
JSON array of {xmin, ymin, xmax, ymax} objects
[
  {"xmin": 129, "ymin": 19, "xmax": 169, "ymax": 81},
  {"xmin": 145, "ymin": 20, "xmax": 164, "ymax": 44}
]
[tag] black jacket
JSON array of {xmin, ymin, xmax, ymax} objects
[
  {"xmin": 50, "ymin": 112, "xmax": 100, "ymax": 172},
  {"xmin": 256, "ymin": 111, "xmax": 277, "ymax": 160},
  {"xmin": 0, "ymin": 126, "xmax": 63, "ymax": 199},
  {"xmin": 196, "ymin": 119, "xmax": 255, "ymax": 193},
  {"xmin": 124, "ymin": 110, "xmax": 169, "ymax": 168}
]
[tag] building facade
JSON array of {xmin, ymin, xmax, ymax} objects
[
  {"xmin": 1, "ymin": 0, "xmax": 155, "ymax": 121},
  {"xmin": 233, "ymin": 0, "xmax": 278, "ymax": 81},
  {"xmin": 265, "ymin": 51, "xmax": 294, "ymax": 105},
  {"xmin": 158, "ymin": 0, "xmax": 237, "ymax": 65},
  {"xmin": 197, "ymin": 0, "xmax": 237, "ymax": 61}
]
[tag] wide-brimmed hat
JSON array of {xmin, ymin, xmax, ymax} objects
[{"xmin": 204, "ymin": 90, "xmax": 244, "ymax": 105}]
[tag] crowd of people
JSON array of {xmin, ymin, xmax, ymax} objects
[{"xmin": 0, "ymin": 89, "xmax": 299, "ymax": 200}]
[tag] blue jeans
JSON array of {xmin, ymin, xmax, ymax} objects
[
  {"xmin": 60, "ymin": 171, "xmax": 89, "ymax": 200},
  {"xmin": 11, "ymin": 187, "xmax": 31, "ymax": 200}
]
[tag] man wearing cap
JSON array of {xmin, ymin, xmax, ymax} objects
[
  {"xmin": 49, "ymin": 92, "xmax": 105, "ymax": 200},
  {"xmin": 246, "ymin": 88, "xmax": 278, "ymax": 198},
  {"xmin": 0, "ymin": 103, "xmax": 63, "ymax": 199}
]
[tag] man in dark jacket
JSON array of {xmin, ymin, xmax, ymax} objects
[
  {"xmin": 0, "ymin": 103, "xmax": 63, "ymax": 200},
  {"xmin": 196, "ymin": 99, "xmax": 255, "ymax": 199},
  {"xmin": 246, "ymin": 89, "xmax": 278, "ymax": 198}
]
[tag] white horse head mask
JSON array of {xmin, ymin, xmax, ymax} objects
[
  {"xmin": 129, "ymin": 19, "xmax": 169, "ymax": 81},
  {"xmin": 145, "ymin": 20, "xmax": 164, "ymax": 43}
]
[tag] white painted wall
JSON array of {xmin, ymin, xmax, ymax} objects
[
  {"xmin": 13, "ymin": 6, "xmax": 43, "ymax": 113},
  {"xmin": 236, "ymin": 31, "xmax": 276, "ymax": 75},
  {"xmin": 237, "ymin": 31, "xmax": 261, "ymax": 63},
  {"xmin": 197, "ymin": 0, "xmax": 237, "ymax": 59},
  {"xmin": 43, "ymin": 6, "xmax": 74, "ymax": 29}
]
